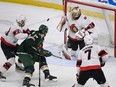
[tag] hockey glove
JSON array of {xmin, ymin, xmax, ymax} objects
[
  {"xmin": 38, "ymin": 48, "xmax": 52, "ymax": 57},
  {"xmin": 85, "ymin": 22, "xmax": 95, "ymax": 30},
  {"xmin": 43, "ymin": 49, "xmax": 52, "ymax": 57},
  {"xmin": 76, "ymin": 73, "xmax": 79, "ymax": 81},
  {"xmin": 99, "ymin": 58, "xmax": 105, "ymax": 67},
  {"xmin": 23, "ymin": 28, "xmax": 31, "ymax": 35}
]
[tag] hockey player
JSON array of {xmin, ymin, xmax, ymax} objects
[
  {"xmin": 0, "ymin": 15, "xmax": 31, "ymax": 81},
  {"xmin": 57, "ymin": 6, "xmax": 95, "ymax": 60},
  {"xmin": 17, "ymin": 24, "xmax": 57, "ymax": 87},
  {"xmin": 72, "ymin": 35, "xmax": 110, "ymax": 87}
]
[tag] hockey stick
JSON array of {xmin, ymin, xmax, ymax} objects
[
  {"xmin": 52, "ymin": 54, "xmax": 62, "ymax": 59},
  {"xmin": 38, "ymin": 58, "xmax": 41, "ymax": 87}
]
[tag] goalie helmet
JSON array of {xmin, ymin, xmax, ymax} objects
[
  {"xmin": 84, "ymin": 35, "xmax": 93, "ymax": 45},
  {"xmin": 16, "ymin": 15, "xmax": 26, "ymax": 27},
  {"xmin": 71, "ymin": 6, "xmax": 81, "ymax": 20},
  {"xmin": 38, "ymin": 24, "xmax": 48, "ymax": 34}
]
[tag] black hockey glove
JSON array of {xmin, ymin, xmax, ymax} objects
[
  {"xmin": 99, "ymin": 58, "xmax": 105, "ymax": 67},
  {"xmin": 100, "ymin": 62, "xmax": 105, "ymax": 67},
  {"xmin": 43, "ymin": 49, "xmax": 52, "ymax": 57},
  {"xmin": 38, "ymin": 48, "xmax": 52, "ymax": 57},
  {"xmin": 76, "ymin": 73, "xmax": 79, "ymax": 81}
]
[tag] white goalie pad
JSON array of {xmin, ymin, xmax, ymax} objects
[
  {"xmin": 62, "ymin": 45, "xmax": 72, "ymax": 60},
  {"xmin": 57, "ymin": 16, "xmax": 66, "ymax": 32}
]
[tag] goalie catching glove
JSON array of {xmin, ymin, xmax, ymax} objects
[{"xmin": 38, "ymin": 48, "xmax": 52, "ymax": 57}]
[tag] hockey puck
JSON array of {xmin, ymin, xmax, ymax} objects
[{"xmin": 47, "ymin": 18, "xmax": 50, "ymax": 21}]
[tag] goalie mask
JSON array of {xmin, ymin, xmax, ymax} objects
[
  {"xmin": 16, "ymin": 15, "xmax": 26, "ymax": 27},
  {"xmin": 38, "ymin": 24, "xmax": 48, "ymax": 34},
  {"xmin": 71, "ymin": 7, "xmax": 81, "ymax": 20},
  {"xmin": 84, "ymin": 35, "xmax": 93, "ymax": 45}
]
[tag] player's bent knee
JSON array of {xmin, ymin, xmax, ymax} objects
[
  {"xmin": 7, "ymin": 57, "xmax": 15, "ymax": 65},
  {"xmin": 25, "ymin": 65, "xmax": 35, "ymax": 74}
]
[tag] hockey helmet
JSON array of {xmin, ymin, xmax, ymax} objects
[
  {"xmin": 38, "ymin": 24, "xmax": 48, "ymax": 34},
  {"xmin": 84, "ymin": 35, "xmax": 93, "ymax": 45},
  {"xmin": 16, "ymin": 15, "xmax": 26, "ymax": 27},
  {"xmin": 71, "ymin": 6, "xmax": 81, "ymax": 20}
]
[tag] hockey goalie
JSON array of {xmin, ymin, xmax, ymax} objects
[{"xmin": 57, "ymin": 6, "xmax": 95, "ymax": 60}]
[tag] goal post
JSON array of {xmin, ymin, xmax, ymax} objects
[{"xmin": 63, "ymin": 0, "xmax": 116, "ymax": 57}]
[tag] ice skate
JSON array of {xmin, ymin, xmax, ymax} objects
[
  {"xmin": 0, "ymin": 72, "xmax": 6, "ymax": 82},
  {"xmin": 22, "ymin": 78, "xmax": 35, "ymax": 87},
  {"xmin": 15, "ymin": 63, "xmax": 24, "ymax": 71},
  {"xmin": 45, "ymin": 75, "xmax": 57, "ymax": 82}
]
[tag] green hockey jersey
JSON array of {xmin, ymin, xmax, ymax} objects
[{"xmin": 17, "ymin": 31, "xmax": 44, "ymax": 55}]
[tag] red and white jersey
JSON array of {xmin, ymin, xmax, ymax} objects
[
  {"xmin": 1, "ymin": 26, "xmax": 29, "ymax": 46},
  {"xmin": 76, "ymin": 44, "xmax": 108, "ymax": 72},
  {"xmin": 66, "ymin": 13, "xmax": 95, "ymax": 41}
]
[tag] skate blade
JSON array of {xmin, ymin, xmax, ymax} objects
[
  {"xmin": 45, "ymin": 79, "xmax": 57, "ymax": 82},
  {"xmin": 22, "ymin": 83, "xmax": 35, "ymax": 87},
  {"xmin": 0, "ymin": 78, "xmax": 6, "ymax": 82}
]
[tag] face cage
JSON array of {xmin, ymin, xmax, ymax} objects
[
  {"xmin": 17, "ymin": 20, "xmax": 25, "ymax": 27},
  {"xmin": 72, "ymin": 9, "xmax": 81, "ymax": 19}
]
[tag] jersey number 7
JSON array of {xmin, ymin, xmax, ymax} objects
[{"xmin": 85, "ymin": 50, "xmax": 91, "ymax": 60}]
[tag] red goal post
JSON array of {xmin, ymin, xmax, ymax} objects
[{"xmin": 63, "ymin": 0, "xmax": 116, "ymax": 57}]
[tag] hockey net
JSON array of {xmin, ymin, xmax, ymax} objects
[{"xmin": 63, "ymin": 0, "xmax": 116, "ymax": 57}]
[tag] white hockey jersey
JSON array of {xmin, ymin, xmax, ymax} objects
[
  {"xmin": 66, "ymin": 13, "xmax": 95, "ymax": 41},
  {"xmin": 1, "ymin": 26, "xmax": 28, "ymax": 46},
  {"xmin": 76, "ymin": 44, "xmax": 108, "ymax": 72}
]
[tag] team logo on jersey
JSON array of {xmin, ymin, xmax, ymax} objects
[
  {"xmin": 13, "ymin": 29, "xmax": 21, "ymax": 36},
  {"xmin": 70, "ymin": 24, "xmax": 78, "ymax": 33}
]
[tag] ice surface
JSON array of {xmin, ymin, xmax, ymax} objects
[{"xmin": 0, "ymin": 2, "xmax": 116, "ymax": 87}]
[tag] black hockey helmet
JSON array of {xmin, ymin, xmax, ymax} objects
[{"xmin": 38, "ymin": 24, "xmax": 48, "ymax": 34}]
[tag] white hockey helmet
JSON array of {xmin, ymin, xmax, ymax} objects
[
  {"xmin": 71, "ymin": 6, "xmax": 81, "ymax": 20},
  {"xmin": 16, "ymin": 15, "xmax": 26, "ymax": 27},
  {"xmin": 84, "ymin": 35, "xmax": 93, "ymax": 45}
]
